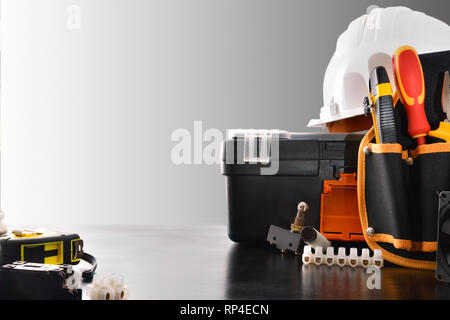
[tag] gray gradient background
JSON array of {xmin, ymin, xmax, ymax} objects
[{"xmin": 1, "ymin": 0, "xmax": 449, "ymax": 227}]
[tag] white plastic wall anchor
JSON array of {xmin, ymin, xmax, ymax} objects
[
  {"xmin": 0, "ymin": 211, "xmax": 7, "ymax": 235},
  {"xmin": 302, "ymin": 245, "xmax": 313, "ymax": 265},
  {"xmin": 301, "ymin": 227, "xmax": 331, "ymax": 251},
  {"xmin": 313, "ymin": 246, "xmax": 324, "ymax": 265},
  {"xmin": 372, "ymin": 249, "xmax": 383, "ymax": 268},
  {"xmin": 86, "ymin": 273, "xmax": 129, "ymax": 300},
  {"xmin": 348, "ymin": 248, "xmax": 359, "ymax": 267},
  {"xmin": 337, "ymin": 247, "xmax": 347, "ymax": 267},
  {"xmin": 325, "ymin": 247, "xmax": 335, "ymax": 266},
  {"xmin": 301, "ymin": 245, "xmax": 384, "ymax": 268},
  {"xmin": 360, "ymin": 248, "xmax": 371, "ymax": 268}
]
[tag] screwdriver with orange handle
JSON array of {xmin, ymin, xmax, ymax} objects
[{"xmin": 392, "ymin": 45, "xmax": 430, "ymax": 145}]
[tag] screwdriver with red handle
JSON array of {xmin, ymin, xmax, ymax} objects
[{"xmin": 392, "ymin": 45, "xmax": 430, "ymax": 145}]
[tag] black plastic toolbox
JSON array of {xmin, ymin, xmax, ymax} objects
[{"xmin": 221, "ymin": 130, "xmax": 364, "ymax": 243}]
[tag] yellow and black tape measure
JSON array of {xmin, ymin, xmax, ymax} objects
[
  {"xmin": 0, "ymin": 228, "xmax": 97, "ymax": 280},
  {"xmin": 0, "ymin": 229, "xmax": 83, "ymax": 266}
]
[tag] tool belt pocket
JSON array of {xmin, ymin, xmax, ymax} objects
[{"xmin": 358, "ymin": 128, "xmax": 450, "ymax": 270}]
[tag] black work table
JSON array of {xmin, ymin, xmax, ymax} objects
[{"xmin": 75, "ymin": 225, "xmax": 450, "ymax": 300}]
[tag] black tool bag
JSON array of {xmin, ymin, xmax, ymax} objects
[{"xmin": 357, "ymin": 50, "xmax": 450, "ymax": 270}]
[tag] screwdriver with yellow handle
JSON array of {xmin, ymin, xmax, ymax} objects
[
  {"xmin": 429, "ymin": 122, "xmax": 450, "ymax": 141},
  {"xmin": 428, "ymin": 73, "xmax": 450, "ymax": 141},
  {"xmin": 393, "ymin": 45, "xmax": 430, "ymax": 145},
  {"xmin": 364, "ymin": 66, "xmax": 398, "ymax": 144}
]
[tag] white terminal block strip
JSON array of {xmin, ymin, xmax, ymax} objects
[
  {"xmin": 86, "ymin": 273, "xmax": 129, "ymax": 300},
  {"xmin": 302, "ymin": 246, "xmax": 383, "ymax": 268}
]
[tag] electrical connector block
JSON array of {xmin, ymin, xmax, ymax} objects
[
  {"xmin": 302, "ymin": 246, "xmax": 313, "ymax": 264},
  {"xmin": 86, "ymin": 273, "xmax": 129, "ymax": 300},
  {"xmin": 313, "ymin": 246, "xmax": 324, "ymax": 265},
  {"xmin": 337, "ymin": 247, "xmax": 347, "ymax": 266},
  {"xmin": 302, "ymin": 246, "xmax": 383, "ymax": 268},
  {"xmin": 372, "ymin": 249, "xmax": 384, "ymax": 268},
  {"xmin": 325, "ymin": 247, "xmax": 335, "ymax": 266}
]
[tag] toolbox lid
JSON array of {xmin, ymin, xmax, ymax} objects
[{"xmin": 221, "ymin": 130, "xmax": 363, "ymax": 176}]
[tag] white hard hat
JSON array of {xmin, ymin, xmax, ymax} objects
[{"xmin": 308, "ymin": 6, "xmax": 450, "ymax": 127}]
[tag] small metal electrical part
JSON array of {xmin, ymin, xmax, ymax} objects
[
  {"xmin": 267, "ymin": 202, "xmax": 309, "ymax": 254},
  {"xmin": 267, "ymin": 225, "xmax": 303, "ymax": 254},
  {"xmin": 291, "ymin": 202, "xmax": 309, "ymax": 232}
]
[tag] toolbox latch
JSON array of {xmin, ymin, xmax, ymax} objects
[{"xmin": 241, "ymin": 130, "xmax": 289, "ymax": 164}]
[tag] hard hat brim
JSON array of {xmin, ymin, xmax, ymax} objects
[{"xmin": 307, "ymin": 107, "xmax": 364, "ymax": 127}]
